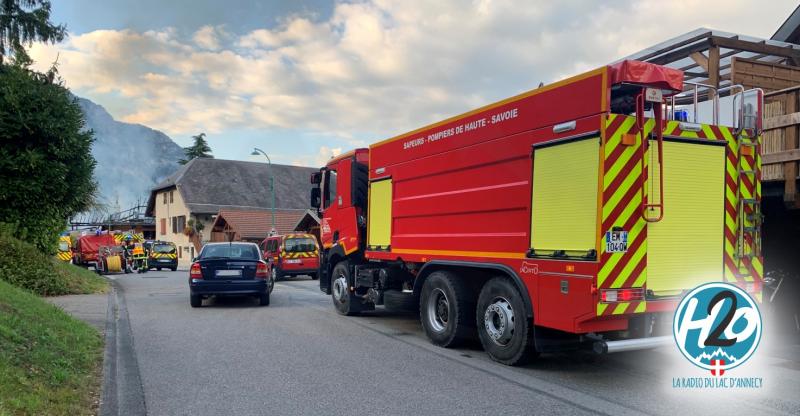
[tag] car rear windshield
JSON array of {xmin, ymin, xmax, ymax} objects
[
  {"xmin": 284, "ymin": 238, "xmax": 317, "ymax": 253},
  {"xmin": 201, "ymin": 244, "xmax": 260, "ymax": 260},
  {"xmin": 58, "ymin": 241, "xmax": 69, "ymax": 251},
  {"xmin": 153, "ymin": 244, "xmax": 176, "ymax": 254}
]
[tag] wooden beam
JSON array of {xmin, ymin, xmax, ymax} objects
[
  {"xmin": 649, "ymin": 39, "xmax": 711, "ymax": 66},
  {"xmin": 785, "ymin": 92, "xmax": 798, "ymax": 205},
  {"xmin": 764, "ymin": 112, "xmax": 800, "ymax": 130},
  {"xmin": 637, "ymin": 31, "xmax": 712, "ymax": 62},
  {"xmin": 708, "ymin": 46, "xmax": 720, "ymax": 99},
  {"xmin": 690, "ymin": 52, "xmax": 709, "ymax": 71},
  {"xmin": 710, "ymin": 35, "xmax": 800, "ymax": 65},
  {"xmin": 763, "ymin": 149, "xmax": 800, "ymax": 165}
]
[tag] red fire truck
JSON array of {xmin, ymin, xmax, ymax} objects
[{"xmin": 310, "ymin": 60, "xmax": 764, "ymax": 365}]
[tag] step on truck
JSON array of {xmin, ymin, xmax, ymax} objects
[{"xmin": 309, "ymin": 60, "xmax": 765, "ymax": 365}]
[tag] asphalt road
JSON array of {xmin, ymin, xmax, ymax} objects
[{"xmin": 110, "ymin": 270, "xmax": 800, "ymax": 416}]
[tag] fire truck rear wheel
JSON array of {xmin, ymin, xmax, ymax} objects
[
  {"xmin": 331, "ymin": 261, "xmax": 362, "ymax": 316},
  {"xmin": 420, "ymin": 271, "xmax": 474, "ymax": 348},
  {"xmin": 476, "ymin": 277, "xmax": 537, "ymax": 366}
]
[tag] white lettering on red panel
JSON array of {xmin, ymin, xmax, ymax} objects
[{"xmin": 402, "ymin": 108, "xmax": 519, "ymax": 150}]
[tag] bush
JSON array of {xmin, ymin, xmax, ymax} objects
[
  {"xmin": 0, "ymin": 64, "xmax": 97, "ymax": 253},
  {"xmin": 0, "ymin": 233, "xmax": 107, "ymax": 296}
]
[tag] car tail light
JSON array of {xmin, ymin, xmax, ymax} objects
[
  {"xmin": 190, "ymin": 262, "xmax": 202, "ymax": 280},
  {"xmin": 256, "ymin": 262, "xmax": 268, "ymax": 279},
  {"xmin": 600, "ymin": 288, "xmax": 644, "ymax": 303}
]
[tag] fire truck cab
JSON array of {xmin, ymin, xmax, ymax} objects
[{"xmin": 311, "ymin": 60, "xmax": 764, "ymax": 365}]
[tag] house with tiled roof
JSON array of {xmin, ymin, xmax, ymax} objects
[
  {"xmin": 145, "ymin": 158, "xmax": 316, "ymax": 267},
  {"xmin": 209, "ymin": 208, "xmax": 309, "ymax": 243}
]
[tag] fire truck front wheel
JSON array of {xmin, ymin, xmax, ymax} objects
[
  {"xmin": 420, "ymin": 271, "xmax": 474, "ymax": 348},
  {"xmin": 331, "ymin": 261, "xmax": 363, "ymax": 316},
  {"xmin": 476, "ymin": 277, "xmax": 537, "ymax": 366}
]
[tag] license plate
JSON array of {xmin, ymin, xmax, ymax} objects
[
  {"xmin": 285, "ymin": 259, "xmax": 301, "ymax": 264},
  {"xmin": 159, "ymin": 259, "xmax": 171, "ymax": 262},
  {"xmin": 216, "ymin": 270, "xmax": 242, "ymax": 277}
]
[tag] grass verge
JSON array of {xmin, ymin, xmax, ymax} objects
[{"xmin": 0, "ymin": 279, "xmax": 104, "ymax": 415}]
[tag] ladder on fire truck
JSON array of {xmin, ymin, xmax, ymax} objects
[{"xmin": 733, "ymin": 88, "xmax": 765, "ymax": 264}]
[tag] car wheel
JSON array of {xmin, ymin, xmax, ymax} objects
[
  {"xmin": 190, "ymin": 294, "xmax": 202, "ymax": 308},
  {"xmin": 259, "ymin": 292, "xmax": 270, "ymax": 306},
  {"xmin": 272, "ymin": 266, "xmax": 283, "ymax": 281},
  {"xmin": 383, "ymin": 290, "xmax": 417, "ymax": 312},
  {"xmin": 420, "ymin": 270, "xmax": 475, "ymax": 348},
  {"xmin": 331, "ymin": 261, "xmax": 363, "ymax": 316},
  {"xmin": 157, "ymin": 267, "xmax": 162, "ymax": 271},
  {"xmin": 476, "ymin": 277, "xmax": 537, "ymax": 366},
  {"xmin": 309, "ymin": 273, "xmax": 319, "ymax": 280},
  {"xmin": 170, "ymin": 267, "xmax": 177, "ymax": 272}
]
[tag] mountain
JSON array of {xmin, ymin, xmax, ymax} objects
[{"xmin": 77, "ymin": 97, "xmax": 185, "ymax": 213}]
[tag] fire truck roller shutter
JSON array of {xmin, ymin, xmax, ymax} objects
[
  {"xmin": 368, "ymin": 178, "xmax": 393, "ymax": 248},
  {"xmin": 646, "ymin": 139, "xmax": 725, "ymax": 294},
  {"xmin": 531, "ymin": 137, "xmax": 600, "ymax": 254}
]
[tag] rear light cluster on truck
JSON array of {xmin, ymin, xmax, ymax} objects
[
  {"xmin": 190, "ymin": 263, "xmax": 202, "ymax": 281},
  {"xmin": 600, "ymin": 288, "xmax": 644, "ymax": 303},
  {"xmin": 255, "ymin": 263, "xmax": 269, "ymax": 279}
]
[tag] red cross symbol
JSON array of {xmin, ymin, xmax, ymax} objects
[{"xmin": 710, "ymin": 359, "xmax": 726, "ymax": 376}]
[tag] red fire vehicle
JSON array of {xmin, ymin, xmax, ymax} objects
[
  {"xmin": 261, "ymin": 233, "xmax": 320, "ymax": 281},
  {"xmin": 72, "ymin": 233, "xmax": 118, "ymax": 269},
  {"xmin": 310, "ymin": 60, "xmax": 764, "ymax": 365}
]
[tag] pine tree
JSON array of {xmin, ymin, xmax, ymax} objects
[
  {"xmin": 179, "ymin": 133, "xmax": 213, "ymax": 164},
  {"xmin": 0, "ymin": 0, "xmax": 66, "ymax": 65}
]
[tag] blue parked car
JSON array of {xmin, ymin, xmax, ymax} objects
[{"xmin": 189, "ymin": 242, "xmax": 273, "ymax": 307}]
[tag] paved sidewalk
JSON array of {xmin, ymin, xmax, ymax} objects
[{"xmin": 47, "ymin": 292, "xmax": 109, "ymax": 331}]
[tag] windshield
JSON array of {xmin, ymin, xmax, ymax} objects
[
  {"xmin": 58, "ymin": 242, "xmax": 69, "ymax": 252},
  {"xmin": 153, "ymin": 244, "xmax": 176, "ymax": 254},
  {"xmin": 200, "ymin": 244, "xmax": 260, "ymax": 260},
  {"xmin": 284, "ymin": 237, "xmax": 317, "ymax": 253}
]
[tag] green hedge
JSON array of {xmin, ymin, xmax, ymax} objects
[
  {"xmin": 0, "ymin": 64, "xmax": 97, "ymax": 253},
  {"xmin": 0, "ymin": 233, "xmax": 107, "ymax": 296}
]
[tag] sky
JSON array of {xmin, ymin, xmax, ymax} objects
[{"xmin": 29, "ymin": 0, "xmax": 798, "ymax": 167}]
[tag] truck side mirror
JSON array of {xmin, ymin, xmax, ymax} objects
[
  {"xmin": 310, "ymin": 171, "xmax": 322, "ymax": 184},
  {"xmin": 310, "ymin": 187, "xmax": 321, "ymax": 208}
]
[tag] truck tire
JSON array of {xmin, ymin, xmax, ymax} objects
[
  {"xmin": 331, "ymin": 260, "xmax": 362, "ymax": 316},
  {"xmin": 190, "ymin": 294, "xmax": 202, "ymax": 307},
  {"xmin": 383, "ymin": 290, "xmax": 416, "ymax": 312},
  {"xmin": 476, "ymin": 276, "xmax": 537, "ymax": 366},
  {"xmin": 420, "ymin": 271, "xmax": 474, "ymax": 347},
  {"xmin": 259, "ymin": 292, "xmax": 270, "ymax": 306},
  {"xmin": 272, "ymin": 266, "xmax": 283, "ymax": 282}
]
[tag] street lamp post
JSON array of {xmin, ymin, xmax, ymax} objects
[{"xmin": 250, "ymin": 148, "xmax": 276, "ymax": 235}]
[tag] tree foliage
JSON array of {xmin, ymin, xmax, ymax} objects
[
  {"xmin": 0, "ymin": 0, "xmax": 66, "ymax": 64},
  {"xmin": 0, "ymin": 64, "xmax": 97, "ymax": 252},
  {"xmin": 179, "ymin": 132, "xmax": 213, "ymax": 164}
]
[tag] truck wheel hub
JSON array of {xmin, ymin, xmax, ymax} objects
[
  {"xmin": 426, "ymin": 288, "xmax": 449, "ymax": 332},
  {"xmin": 484, "ymin": 297, "xmax": 515, "ymax": 346},
  {"xmin": 333, "ymin": 276, "xmax": 347, "ymax": 302}
]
